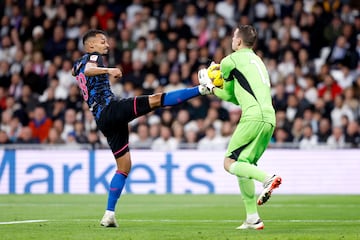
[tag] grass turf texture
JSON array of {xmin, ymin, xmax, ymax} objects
[{"xmin": 0, "ymin": 195, "xmax": 359, "ymax": 240}]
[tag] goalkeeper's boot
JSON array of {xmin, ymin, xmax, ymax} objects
[
  {"xmin": 257, "ymin": 175, "xmax": 282, "ymax": 205},
  {"xmin": 100, "ymin": 210, "xmax": 118, "ymax": 227},
  {"xmin": 236, "ymin": 219, "xmax": 264, "ymax": 230}
]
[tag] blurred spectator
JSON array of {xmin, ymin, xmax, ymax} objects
[
  {"xmin": 278, "ymin": 50, "xmax": 296, "ymax": 79},
  {"xmin": 66, "ymin": 84, "xmax": 83, "ymax": 112},
  {"xmin": 126, "ymin": 0, "xmax": 143, "ymax": 26},
  {"xmin": 119, "ymin": 50, "xmax": 133, "ymax": 76},
  {"xmin": 8, "ymin": 73, "xmax": 23, "ymax": 100},
  {"xmin": 1, "ymin": 33, "xmax": 18, "ymax": 63},
  {"xmin": 344, "ymin": 121, "xmax": 360, "ymax": 147},
  {"xmin": 299, "ymin": 124, "xmax": 318, "ymax": 149},
  {"xmin": 326, "ymin": 35, "xmax": 351, "ymax": 67},
  {"xmin": 215, "ymin": 0, "xmax": 235, "ymax": 28},
  {"xmin": 326, "ymin": 126, "xmax": 346, "ymax": 148},
  {"xmin": 107, "ymin": 36, "xmax": 121, "ymax": 67},
  {"xmin": 197, "ymin": 124, "xmax": 227, "ymax": 150},
  {"xmin": 130, "ymin": 123, "xmax": 152, "ymax": 149},
  {"xmin": 0, "ymin": 129, "xmax": 11, "ymax": 144},
  {"xmin": 291, "ymin": 117, "xmax": 304, "ymax": 143},
  {"xmin": 131, "ymin": 37, "xmax": 148, "ymax": 64},
  {"xmin": 317, "ymin": 117, "xmax": 332, "ymax": 143},
  {"xmin": 0, "ymin": 61, "xmax": 11, "ymax": 90},
  {"xmin": 181, "ymin": 121, "xmax": 199, "ymax": 149},
  {"xmin": 323, "ymin": 14, "xmax": 343, "ymax": 46},
  {"xmin": 73, "ymin": 120, "xmax": 88, "ymax": 144},
  {"xmin": 273, "ymin": 127, "xmax": 291, "ymax": 146},
  {"xmin": 43, "ymin": 25, "xmax": 67, "ymax": 60},
  {"xmin": 22, "ymin": 60, "xmax": 46, "ymax": 95},
  {"xmin": 32, "ymin": 25, "xmax": 45, "ymax": 52},
  {"xmin": 183, "ymin": 3, "xmax": 200, "ymax": 37},
  {"xmin": 163, "ymin": 71, "xmax": 186, "ymax": 92},
  {"xmin": 28, "ymin": 105, "xmax": 53, "ymax": 143},
  {"xmin": 58, "ymin": 58, "xmax": 76, "ymax": 97},
  {"xmin": 173, "ymin": 15, "xmax": 193, "ymax": 41},
  {"xmin": 171, "ymin": 121, "xmax": 185, "ymax": 143},
  {"xmin": 94, "ymin": 4, "xmax": 114, "ymax": 31},
  {"xmin": 330, "ymin": 94, "xmax": 354, "ymax": 127},
  {"xmin": 151, "ymin": 125, "xmax": 178, "ymax": 151},
  {"xmin": 122, "ymin": 60, "xmax": 145, "ymax": 89},
  {"xmin": 318, "ymin": 74, "xmax": 343, "ymax": 101},
  {"xmin": 87, "ymin": 129, "xmax": 102, "ymax": 149},
  {"xmin": 43, "ymin": 0, "xmax": 57, "ymax": 20},
  {"xmin": 15, "ymin": 126, "xmax": 39, "ymax": 144},
  {"xmin": 61, "ymin": 108, "xmax": 76, "ymax": 140},
  {"xmin": 0, "ymin": 109, "xmax": 12, "ymax": 134},
  {"xmin": 330, "ymin": 64, "xmax": 357, "ymax": 90},
  {"xmin": 45, "ymin": 127, "xmax": 65, "ymax": 144}
]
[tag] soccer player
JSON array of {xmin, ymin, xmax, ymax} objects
[
  {"xmin": 198, "ymin": 25, "xmax": 282, "ymax": 230},
  {"xmin": 72, "ymin": 29, "xmax": 211, "ymax": 227}
]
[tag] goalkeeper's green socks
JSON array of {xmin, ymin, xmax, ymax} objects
[
  {"xmin": 229, "ymin": 161, "xmax": 267, "ymax": 183},
  {"xmin": 238, "ymin": 177, "xmax": 259, "ymax": 223}
]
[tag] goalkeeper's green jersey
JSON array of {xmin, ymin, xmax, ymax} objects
[{"xmin": 215, "ymin": 48, "xmax": 275, "ymax": 125}]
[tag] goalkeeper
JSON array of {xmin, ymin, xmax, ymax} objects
[{"xmin": 198, "ymin": 25, "xmax": 281, "ymax": 230}]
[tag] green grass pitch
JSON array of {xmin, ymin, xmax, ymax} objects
[{"xmin": 0, "ymin": 194, "xmax": 359, "ymax": 240}]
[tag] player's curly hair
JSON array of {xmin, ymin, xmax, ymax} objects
[
  {"xmin": 236, "ymin": 25, "xmax": 257, "ymax": 48},
  {"xmin": 82, "ymin": 29, "xmax": 107, "ymax": 45}
]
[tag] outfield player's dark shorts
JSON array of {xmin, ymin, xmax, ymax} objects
[{"xmin": 96, "ymin": 96, "xmax": 152, "ymax": 159}]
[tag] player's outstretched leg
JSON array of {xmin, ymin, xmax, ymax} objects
[
  {"xmin": 257, "ymin": 175, "xmax": 282, "ymax": 205},
  {"xmin": 161, "ymin": 85, "xmax": 211, "ymax": 107}
]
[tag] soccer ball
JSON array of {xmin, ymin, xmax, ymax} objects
[{"xmin": 207, "ymin": 64, "xmax": 224, "ymax": 88}]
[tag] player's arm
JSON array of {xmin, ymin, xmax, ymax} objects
[
  {"xmin": 72, "ymin": 60, "xmax": 80, "ymax": 76},
  {"xmin": 214, "ymin": 80, "xmax": 239, "ymax": 105},
  {"xmin": 84, "ymin": 54, "xmax": 122, "ymax": 78},
  {"xmin": 213, "ymin": 58, "xmax": 239, "ymax": 105},
  {"xmin": 84, "ymin": 61, "xmax": 111, "ymax": 76}
]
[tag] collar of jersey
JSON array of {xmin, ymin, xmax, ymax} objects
[
  {"xmin": 87, "ymin": 51, "xmax": 102, "ymax": 55},
  {"xmin": 236, "ymin": 48, "xmax": 253, "ymax": 53}
]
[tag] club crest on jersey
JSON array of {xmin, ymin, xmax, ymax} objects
[{"xmin": 90, "ymin": 55, "xmax": 98, "ymax": 61}]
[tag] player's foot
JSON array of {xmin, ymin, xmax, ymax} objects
[
  {"xmin": 198, "ymin": 68, "xmax": 212, "ymax": 85},
  {"xmin": 257, "ymin": 175, "xmax": 282, "ymax": 205},
  {"xmin": 100, "ymin": 211, "xmax": 118, "ymax": 227},
  {"xmin": 198, "ymin": 84, "xmax": 214, "ymax": 95},
  {"xmin": 236, "ymin": 219, "xmax": 264, "ymax": 230}
]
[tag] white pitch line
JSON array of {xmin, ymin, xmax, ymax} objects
[
  {"xmin": 48, "ymin": 219, "xmax": 360, "ymax": 223},
  {"xmin": 1, "ymin": 219, "xmax": 359, "ymax": 225},
  {"xmin": 0, "ymin": 220, "xmax": 48, "ymax": 225}
]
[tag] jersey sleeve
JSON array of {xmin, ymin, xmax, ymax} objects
[
  {"xmin": 214, "ymin": 81, "xmax": 239, "ymax": 105},
  {"xmin": 213, "ymin": 56, "xmax": 239, "ymax": 105},
  {"xmin": 87, "ymin": 53, "xmax": 103, "ymax": 66},
  {"xmin": 220, "ymin": 56, "xmax": 235, "ymax": 81}
]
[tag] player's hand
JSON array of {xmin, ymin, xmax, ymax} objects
[
  {"xmin": 209, "ymin": 61, "xmax": 219, "ymax": 69},
  {"xmin": 108, "ymin": 68, "xmax": 122, "ymax": 78}
]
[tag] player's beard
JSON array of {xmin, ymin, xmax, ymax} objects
[{"xmin": 102, "ymin": 48, "xmax": 109, "ymax": 55}]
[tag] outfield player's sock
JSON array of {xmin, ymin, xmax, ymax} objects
[
  {"xmin": 238, "ymin": 177, "xmax": 259, "ymax": 223},
  {"xmin": 162, "ymin": 87, "xmax": 200, "ymax": 106},
  {"xmin": 229, "ymin": 162, "xmax": 267, "ymax": 183},
  {"xmin": 106, "ymin": 171, "xmax": 127, "ymax": 212}
]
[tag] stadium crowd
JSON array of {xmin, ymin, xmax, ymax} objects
[{"xmin": 0, "ymin": 0, "xmax": 359, "ymax": 150}]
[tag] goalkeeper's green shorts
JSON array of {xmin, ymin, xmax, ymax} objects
[{"xmin": 225, "ymin": 120, "xmax": 274, "ymax": 165}]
